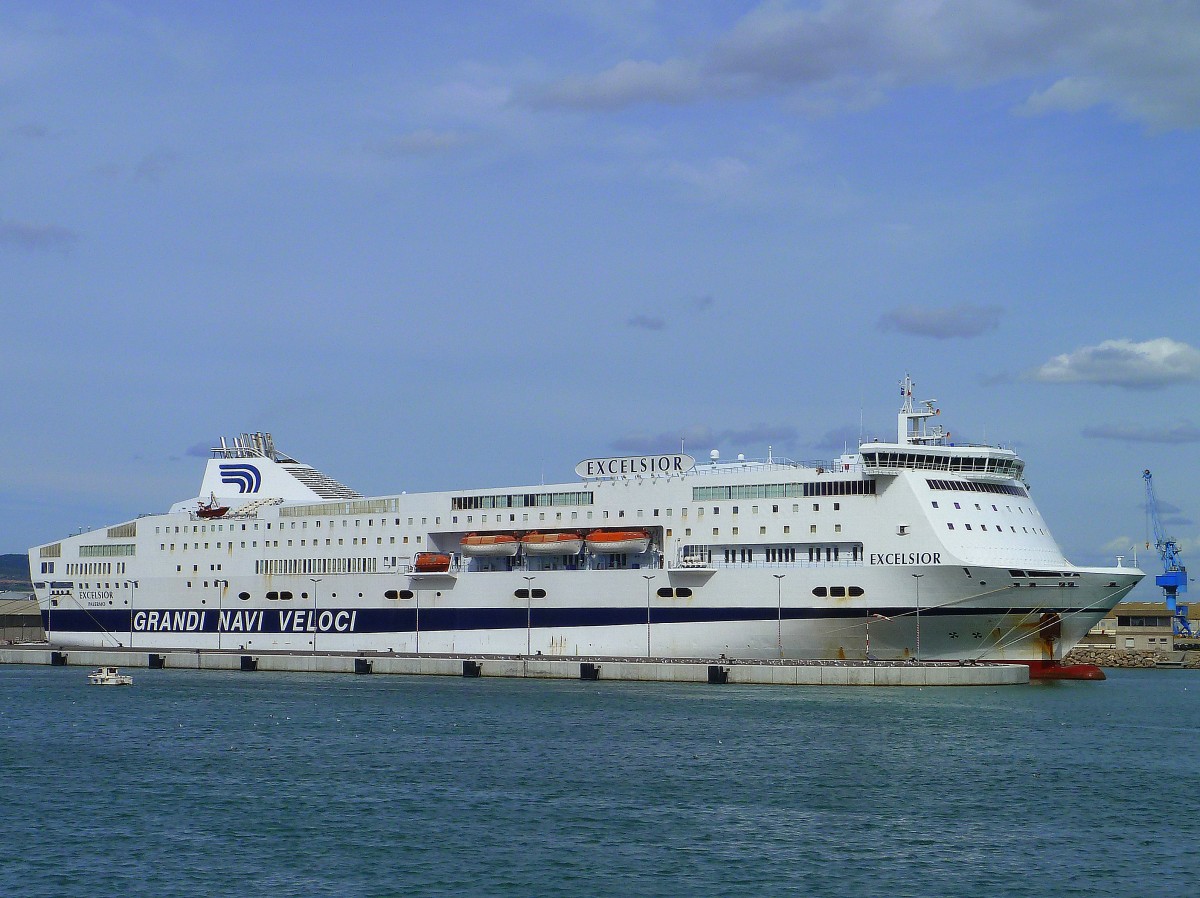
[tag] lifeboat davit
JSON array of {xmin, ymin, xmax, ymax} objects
[
  {"xmin": 196, "ymin": 493, "xmax": 229, "ymax": 519},
  {"xmin": 521, "ymin": 532, "xmax": 584, "ymax": 555},
  {"xmin": 585, "ymin": 530, "xmax": 651, "ymax": 554},
  {"xmin": 460, "ymin": 533, "xmax": 521, "ymax": 557},
  {"xmin": 412, "ymin": 552, "xmax": 452, "ymax": 573}
]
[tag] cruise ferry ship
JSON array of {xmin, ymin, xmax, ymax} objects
[{"xmin": 29, "ymin": 377, "xmax": 1142, "ymax": 673}]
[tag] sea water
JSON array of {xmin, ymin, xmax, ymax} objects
[{"xmin": 1, "ymin": 665, "xmax": 1195, "ymax": 897}]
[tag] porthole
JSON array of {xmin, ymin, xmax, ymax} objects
[
  {"xmin": 281, "ymin": 591, "xmax": 293, "ymax": 600},
  {"xmin": 848, "ymin": 586, "xmax": 864, "ymax": 597},
  {"xmin": 830, "ymin": 586, "xmax": 846, "ymax": 598},
  {"xmin": 385, "ymin": 590, "xmax": 398, "ymax": 600},
  {"xmin": 657, "ymin": 587, "xmax": 673, "ymax": 598},
  {"xmin": 812, "ymin": 587, "xmax": 828, "ymax": 597},
  {"xmin": 266, "ymin": 591, "xmax": 279, "ymax": 601},
  {"xmin": 238, "ymin": 591, "xmax": 251, "ymax": 601},
  {"xmin": 676, "ymin": 587, "xmax": 692, "ymax": 598},
  {"xmin": 400, "ymin": 590, "xmax": 414, "ymax": 600}
]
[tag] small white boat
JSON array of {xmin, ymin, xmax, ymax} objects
[{"xmin": 88, "ymin": 666, "xmax": 133, "ymax": 686}]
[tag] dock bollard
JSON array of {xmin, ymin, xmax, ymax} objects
[{"xmin": 707, "ymin": 665, "xmax": 730, "ymax": 684}]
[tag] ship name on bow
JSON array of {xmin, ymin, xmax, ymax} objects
[
  {"xmin": 576, "ymin": 454, "xmax": 695, "ymax": 478},
  {"xmin": 870, "ymin": 552, "xmax": 942, "ymax": 565}
]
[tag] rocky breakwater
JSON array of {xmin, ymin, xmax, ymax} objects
[{"xmin": 1065, "ymin": 647, "xmax": 1200, "ymax": 669}]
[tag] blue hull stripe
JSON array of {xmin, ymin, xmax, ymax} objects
[{"xmin": 45, "ymin": 604, "xmax": 1096, "ymax": 635}]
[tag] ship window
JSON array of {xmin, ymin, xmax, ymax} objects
[
  {"xmin": 812, "ymin": 587, "xmax": 828, "ymax": 597},
  {"xmin": 965, "ymin": 524, "xmax": 972, "ymax": 530},
  {"xmin": 810, "ymin": 525, "xmax": 817, "ymax": 534},
  {"xmin": 400, "ymin": 590, "xmax": 414, "ymax": 600},
  {"xmin": 849, "ymin": 587, "xmax": 864, "ymax": 597},
  {"xmin": 830, "ymin": 586, "xmax": 846, "ymax": 598},
  {"xmin": 931, "ymin": 501, "xmax": 939, "ymax": 508},
  {"xmin": 281, "ymin": 591, "xmax": 293, "ymax": 600},
  {"xmin": 947, "ymin": 523, "xmax": 955, "ymax": 530},
  {"xmin": 657, "ymin": 587, "xmax": 673, "ymax": 598},
  {"xmin": 813, "ymin": 504, "xmax": 819, "ymax": 512},
  {"xmin": 267, "ymin": 591, "xmax": 279, "ymax": 600},
  {"xmin": 385, "ymin": 590, "xmax": 398, "ymax": 600},
  {"xmin": 783, "ymin": 526, "xmax": 790, "ymax": 534}
]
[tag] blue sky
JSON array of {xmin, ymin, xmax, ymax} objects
[{"xmin": 3, "ymin": 1, "xmax": 1199, "ymax": 598}]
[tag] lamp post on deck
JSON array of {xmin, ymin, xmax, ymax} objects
[
  {"xmin": 642, "ymin": 575, "xmax": 655, "ymax": 657},
  {"xmin": 309, "ymin": 578, "xmax": 322, "ymax": 655},
  {"xmin": 911, "ymin": 573, "xmax": 923, "ymax": 662},
  {"xmin": 773, "ymin": 574, "xmax": 785, "ymax": 658},
  {"xmin": 523, "ymin": 576, "xmax": 534, "ymax": 655}
]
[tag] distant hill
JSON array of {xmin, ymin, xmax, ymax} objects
[{"xmin": 0, "ymin": 554, "xmax": 32, "ymax": 591}]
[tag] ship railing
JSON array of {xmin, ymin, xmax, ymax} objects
[{"xmin": 686, "ymin": 459, "xmax": 865, "ymax": 477}]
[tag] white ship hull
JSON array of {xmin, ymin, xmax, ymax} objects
[
  {"xmin": 34, "ymin": 562, "xmax": 1137, "ymax": 664},
  {"xmin": 29, "ymin": 383, "xmax": 1144, "ymax": 668}
]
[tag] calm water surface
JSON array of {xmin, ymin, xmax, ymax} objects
[{"xmin": 1, "ymin": 665, "xmax": 1194, "ymax": 897}]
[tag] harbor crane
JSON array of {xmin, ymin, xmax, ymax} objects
[{"xmin": 1143, "ymin": 469, "xmax": 1192, "ymax": 637}]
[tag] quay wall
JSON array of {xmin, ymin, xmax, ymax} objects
[{"xmin": 0, "ymin": 648, "xmax": 1027, "ymax": 687}]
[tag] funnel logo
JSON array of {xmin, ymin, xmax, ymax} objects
[{"xmin": 219, "ymin": 463, "xmax": 262, "ymax": 493}]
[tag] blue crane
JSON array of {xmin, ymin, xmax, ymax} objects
[{"xmin": 1143, "ymin": 468, "xmax": 1191, "ymax": 637}]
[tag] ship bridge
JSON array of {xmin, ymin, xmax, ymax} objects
[{"xmin": 859, "ymin": 375, "xmax": 1025, "ymax": 482}]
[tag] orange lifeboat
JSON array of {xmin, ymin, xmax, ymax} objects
[
  {"xmin": 521, "ymin": 532, "xmax": 584, "ymax": 556},
  {"xmin": 585, "ymin": 530, "xmax": 651, "ymax": 554},
  {"xmin": 460, "ymin": 533, "xmax": 521, "ymax": 557},
  {"xmin": 412, "ymin": 552, "xmax": 452, "ymax": 573}
]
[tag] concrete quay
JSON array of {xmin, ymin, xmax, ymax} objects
[{"xmin": 0, "ymin": 646, "xmax": 1027, "ymax": 687}]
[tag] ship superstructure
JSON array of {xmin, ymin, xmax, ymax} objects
[{"xmin": 29, "ymin": 378, "xmax": 1142, "ymax": 667}]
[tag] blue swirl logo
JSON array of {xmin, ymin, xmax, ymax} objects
[{"xmin": 219, "ymin": 463, "xmax": 262, "ymax": 493}]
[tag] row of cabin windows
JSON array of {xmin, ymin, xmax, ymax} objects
[
  {"xmin": 160, "ymin": 534, "xmax": 420, "ymax": 552},
  {"xmin": 946, "ymin": 523, "xmax": 1047, "ymax": 536},
  {"xmin": 451, "ymin": 503, "xmax": 841, "ymax": 526},
  {"xmin": 157, "ymin": 517, "xmax": 441, "ymax": 534},
  {"xmin": 64, "ymin": 562, "xmax": 127, "ymax": 575},
  {"xmin": 721, "ymin": 546, "xmax": 861, "ymax": 563}
]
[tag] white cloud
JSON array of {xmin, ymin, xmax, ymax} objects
[
  {"xmin": 611, "ymin": 422, "xmax": 799, "ymax": 455},
  {"xmin": 530, "ymin": 1, "xmax": 1200, "ymax": 129},
  {"xmin": 532, "ymin": 58, "xmax": 703, "ymax": 109},
  {"xmin": 0, "ymin": 220, "xmax": 79, "ymax": 252},
  {"xmin": 1083, "ymin": 422, "xmax": 1200, "ymax": 444},
  {"xmin": 1031, "ymin": 338, "xmax": 1200, "ymax": 389},
  {"xmin": 877, "ymin": 304, "xmax": 1002, "ymax": 339},
  {"xmin": 365, "ymin": 130, "xmax": 473, "ymax": 157},
  {"xmin": 627, "ymin": 314, "xmax": 665, "ymax": 331}
]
